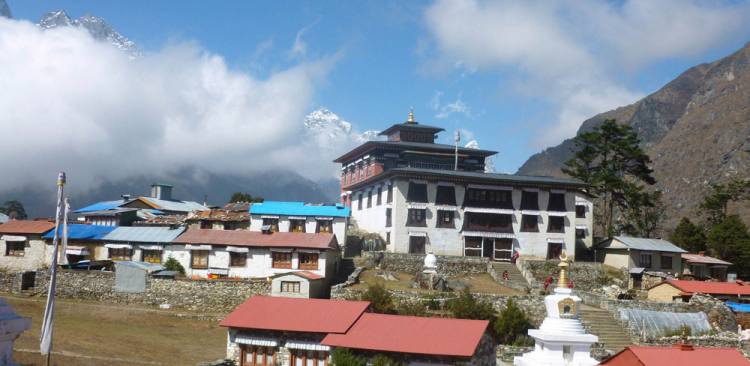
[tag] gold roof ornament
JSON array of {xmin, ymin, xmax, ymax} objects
[
  {"xmin": 557, "ymin": 251, "xmax": 570, "ymax": 289},
  {"xmin": 407, "ymin": 108, "xmax": 415, "ymax": 124}
]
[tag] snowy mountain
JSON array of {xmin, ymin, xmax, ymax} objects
[
  {"xmin": 37, "ymin": 10, "xmax": 139, "ymax": 56},
  {"xmin": 465, "ymin": 140, "xmax": 497, "ymax": 173},
  {"xmin": 304, "ymin": 108, "xmax": 381, "ymax": 144},
  {"xmin": 0, "ymin": 0, "xmax": 12, "ymax": 18}
]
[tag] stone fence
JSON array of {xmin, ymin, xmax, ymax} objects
[
  {"xmin": 362, "ymin": 251, "xmax": 489, "ymax": 277},
  {"xmin": 2, "ymin": 269, "xmax": 269, "ymax": 312},
  {"xmin": 519, "ymin": 259, "xmax": 627, "ymax": 292}
]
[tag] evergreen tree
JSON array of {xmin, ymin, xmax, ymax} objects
[
  {"xmin": 669, "ymin": 217, "xmax": 707, "ymax": 253},
  {"xmin": 562, "ymin": 119, "xmax": 656, "ymax": 236},
  {"xmin": 699, "ymin": 179, "xmax": 750, "ymax": 226},
  {"xmin": 619, "ymin": 190, "xmax": 665, "ymax": 238},
  {"xmin": 493, "ymin": 298, "xmax": 532, "ymax": 345},
  {"xmin": 0, "ymin": 200, "xmax": 27, "ymax": 220},
  {"xmin": 706, "ymin": 215, "xmax": 750, "ymax": 277},
  {"xmin": 228, "ymin": 192, "xmax": 263, "ymax": 203},
  {"xmin": 360, "ymin": 281, "xmax": 396, "ymax": 314},
  {"xmin": 330, "ymin": 348, "xmax": 367, "ymax": 366},
  {"xmin": 446, "ymin": 288, "xmax": 496, "ymax": 321}
]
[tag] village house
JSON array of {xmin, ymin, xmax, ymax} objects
[
  {"xmin": 594, "ymin": 236, "xmax": 686, "ymax": 288},
  {"xmin": 249, "ymin": 201, "xmax": 349, "ymax": 246},
  {"xmin": 599, "ymin": 344, "xmax": 750, "ymax": 366},
  {"xmin": 681, "ymin": 252, "xmax": 732, "ymax": 281},
  {"xmin": 42, "ymin": 224, "xmax": 114, "ymax": 264},
  {"xmin": 100, "ymin": 226, "xmax": 186, "ymax": 263},
  {"xmin": 220, "ymin": 296, "xmax": 493, "ymax": 366},
  {"xmin": 270, "ymin": 271, "xmax": 326, "ymax": 299},
  {"xmin": 647, "ymin": 279, "xmax": 750, "ymax": 303},
  {"xmin": 185, "ymin": 202, "xmax": 251, "ymax": 230},
  {"xmin": 220, "ymin": 296, "xmax": 370, "ymax": 366},
  {"xmin": 170, "ymin": 229, "xmax": 340, "ymax": 280},
  {"xmin": 0, "ymin": 220, "xmax": 55, "ymax": 271},
  {"xmin": 334, "ymin": 112, "xmax": 593, "ymax": 260}
]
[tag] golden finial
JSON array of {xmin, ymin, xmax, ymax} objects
[
  {"xmin": 407, "ymin": 108, "xmax": 415, "ymax": 124},
  {"xmin": 557, "ymin": 251, "xmax": 570, "ymax": 289}
]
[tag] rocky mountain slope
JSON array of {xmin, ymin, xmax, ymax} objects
[
  {"xmin": 518, "ymin": 43, "xmax": 750, "ymax": 230},
  {"xmin": 37, "ymin": 10, "xmax": 139, "ymax": 56},
  {"xmin": 0, "ymin": 0, "xmax": 11, "ymax": 18}
]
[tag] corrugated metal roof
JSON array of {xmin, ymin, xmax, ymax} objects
[
  {"xmin": 250, "ymin": 201, "xmax": 350, "ymax": 218},
  {"xmin": 387, "ymin": 167, "xmax": 586, "ymax": 187},
  {"xmin": 43, "ymin": 224, "xmax": 114, "ymax": 240},
  {"xmin": 598, "ymin": 236, "xmax": 687, "ymax": 253},
  {"xmin": 661, "ymin": 279, "xmax": 750, "ymax": 296},
  {"xmin": 681, "ymin": 253, "xmax": 732, "ymax": 266},
  {"xmin": 74, "ymin": 200, "xmax": 129, "ymax": 213},
  {"xmin": 600, "ymin": 345, "xmax": 750, "ymax": 366},
  {"xmin": 114, "ymin": 261, "xmax": 164, "ymax": 272},
  {"xmin": 138, "ymin": 197, "xmax": 208, "ymax": 212},
  {"xmin": 0, "ymin": 220, "xmax": 56, "ymax": 234},
  {"xmin": 102, "ymin": 226, "xmax": 185, "ymax": 243}
]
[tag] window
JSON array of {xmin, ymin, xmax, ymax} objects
[
  {"xmin": 464, "ymin": 188, "xmax": 513, "ymax": 209},
  {"xmin": 272, "ymin": 252, "xmax": 292, "ymax": 269},
  {"xmin": 262, "ymin": 218, "xmax": 279, "ymax": 232},
  {"xmin": 281, "ymin": 281, "xmax": 301, "ymax": 293},
  {"xmin": 357, "ymin": 193, "xmax": 363, "ymax": 210},
  {"xmin": 290, "ymin": 219, "xmax": 306, "ymax": 233},
  {"xmin": 387, "ymin": 185, "xmax": 393, "ymax": 203},
  {"xmin": 464, "ymin": 237, "xmax": 483, "ymax": 257},
  {"xmin": 520, "ymin": 190, "xmax": 539, "ymax": 210},
  {"xmin": 575, "ymin": 204, "xmax": 586, "ymax": 218},
  {"xmin": 547, "ymin": 243, "xmax": 563, "ymax": 260},
  {"xmin": 242, "ymin": 345, "xmax": 276, "ymax": 366},
  {"xmin": 316, "ymin": 220, "xmax": 332, "ymax": 233},
  {"xmin": 376, "ymin": 187, "xmax": 382, "ymax": 205},
  {"xmin": 200, "ymin": 221, "xmax": 212, "ymax": 229},
  {"xmin": 386, "ymin": 232, "xmax": 390, "ymax": 244},
  {"xmin": 406, "ymin": 208, "xmax": 426, "ymax": 227},
  {"xmin": 109, "ymin": 247, "xmax": 132, "ymax": 261},
  {"xmin": 406, "ymin": 182, "xmax": 428, "ymax": 203},
  {"xmin": 435, "ymin": 186, "xmax": 457, "ymax": 206},
  {"xmin": 5, "ymin": 241, "xmax": 25, "ymax": 257},
  {"xmin": 409, "ymin": 236, "xmax": 426, "ymax": 254},
  {"xmin": 142, "ymin": 250, "xmax": 162, "ymax": 264},
  {"xmin": 436, "ymin": 210, "xmax": 455, "ymax": 228},
  {"xmin": 223, "ymin": 222, "xmax": 239, "ymax": 230},
  {"xmin": 520, "ymin": 215, "xmax": 538, "ymax": 232},
  {"xmin": 191, "ymin": 250, "xmax": 209, "ymax": 269},
  {"xmin": 291, "ymin": 350, "xmax": 328, "ymax": 366},
  {"xmin": 464, "ymin": 213, "xmax": 513, "ymax": 232},
  {"xmin": 230, "ymin": 252, "xmax": 247, "ymax": 267},
  {"xmin": 661, "ymin": 255, "xmax": 672, "ymax": 270},
  {"xmin": 367, "ymin": 191, "xmax": 372, "ymax": 208},
  {"xmin": 547, "ymin": 192, "xmax": 566, "ymax": 211},
  {"xmin": 299, "ymin": 252, "xmax": 319, "ymax": 270},
  {"xmin": 576, "ymin": 228, "xmax": 586, "ymax": 239},
  {"xmin": 385, "ymin": 208, "xmax": 392, "ymax": 227},
  {"xmin": 547, "ymin": 216, "xmax": 565, "ymax": 233},
  {"xmin": 639, "ymin": 253, "xmax": 652, "ymax": 268}
]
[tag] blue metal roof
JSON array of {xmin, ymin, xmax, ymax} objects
[
  {"xmin": 102, "ymin": 226, "xmax": 185, "ymax": 243},
  {"xmin": 726, "ymin": 302, "xmax": 750, "ymax": 313},
  {"xmin": 42, "ymin": 224, "xmax": 115, "ymax": 240},
  {"xmin": 250, "ymin": 201, "xmax": 350, "ymax": 218},
  {"xmin": 73, "ymin": 200, "xmax": 127, "ymax": 213}
]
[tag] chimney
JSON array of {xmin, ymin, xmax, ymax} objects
[
  {"xmin": 150, "ymin": 183, "xmax": 173, "ymax": 201},
  {"xmin": 121, "ymin": 194, "xmax": 131, "ymax": 202}
]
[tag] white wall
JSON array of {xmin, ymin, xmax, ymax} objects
[
  {"xmin": 0, "ymin": 236, "xmax": 52, "ymax": 271},
  {"xmin": 249, "ymin": 215, "xmax": 347, "ymax": 246}
]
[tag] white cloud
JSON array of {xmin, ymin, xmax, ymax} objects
[
  {"xmin": 430, "ymin": 91, "xmax": 472, "ymax": 119},
  {"xmin": 290, "ymin": 20, "xmax": 319, "ymax": 58},
  {"xmin": 0, "ymin": 17, "xmax": 337, "ymax": 193},
  {"xmin": 424, "ymin": 0, "xmax": 750, "ymax": 146}
]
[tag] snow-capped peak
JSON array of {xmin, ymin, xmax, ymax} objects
[
  {"xmin": 37, "ymin": 10, "xmax": 139, "ymax": 56},
  {"xmin": 304, "ymin": 107, "xmax": 381, "ymax": 143},
  {"xmin": 464, "ymin": 139, "xmax": 496, "ymax": 173},
  {"xmin": 464, "ymin": 140, "xmax": 480, "ymax": 149},
  {"xmin": 38, "ymin": 10, "xmax": 73, "ymax": 30}
]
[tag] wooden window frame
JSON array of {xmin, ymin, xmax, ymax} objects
[
  {"xmin": 376, "ymin": 187, "xmax": 382, "ymax": 205},
  {"xmin": 142, "ymin": 249, "xmax": 162, "ymax": 264},
  {"xmin": 290, "ymin": 219, "xmax": 306, "ymax": 233},
  {"xmin": 281, "ymin": 281, "xmax": 301, "ymax": 293},
  {"xmin": 316, "ymin": 220, "xmax": 332, "ymax": 233},
  {"xmin": 230, "ymin": 252, "xmax": 247, "ymax": 267},
  {"xmin": 547, "ymin": 216, "xmax": 565, "ymax": 233},
  {"xmin": 357, "ymin": 194, "xmax": 363, "ymax": 210},
  {"xmin": 386, "ymin": 185, "xmax": 393, "ymax": 203},
  {"xmin": 272, "ymin": 252, "xmax": 292, "ymax": 269},
  {"xmin": 241, "ymin": 345, "xmax": 276, "ymax": 366},
  {"xmin": 367, "ymin": 191, "xmax": 372, "ymax": 208},
  {"xmin": 190, "ymin": 250, "xmax": 209, "ymax": 269},
  {"xmin": 520, "ymin": 215, "xmax": 539, "ymax": 232},
  {"xmin": 109, "ymin": 247, "xmax": 133, "ymax": 261},
  {"xmin": 5, "ymin": 241, "xmax": 25, "ymax": 257},
  {"xmin": 520, "ymin": 191, "xmax": 539, "ymax": 211},
  {"xmin": 406, "ymin": 208, "xmax": 426, "ymax": 227},
  {"xmin": 661, "ymin": 254, "xmax": 672, "ymax": 270},
  {"xmin": 639, "ymin": 253, "xmax": 652, "ymax": 268},
  {"xmin": 299, "ymin": 252, "xmax": 319, "ymax": 270},
  {"xmin": 200, "ymin": 221, "xmax": 212, "ymax": 229},
  {"xmin": 262, "ymin": 218, "xmax": 279, "ymax": 233},
  {"xmin": 436, "ymin": 210, "xmax": 455, "ymax": 228},
  {"xmin": 291, "ymin": 349, "xmax": 329, "ymax": 366},
  {"xmin": 575, "ymin": 205, "xmax": 586, "ymax": 218},
  {"xmin": 385, "ymin": 208, "xmax": 392, "ymax": 227}
]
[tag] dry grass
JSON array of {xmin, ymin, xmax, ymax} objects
[
  {"xmin": 5, "ymin": 295, "xmax": 226, "ymax": 366},
  {"xmin": 352, "ymin": 269, "xmax": 522, "ymax": 295}
]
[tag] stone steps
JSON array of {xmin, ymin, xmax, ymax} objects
[
  {"xmin": 578, "ymin": 308, "xmax": 632, "ymax": 352},
  {"xmin": 490, "ymin": 262, "xmax": 529, "ymax": 291}
]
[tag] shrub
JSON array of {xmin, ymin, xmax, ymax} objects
[
  {"xmin": 330, "ymin": 348, "xmax": 367, "ymax": 366},
  {"xmin": 423, "ymin": 293, "xmax": 442, "ymax": 310},
  {"xmin": 446, "ymin": 288, "xmax": 495, "ymax": 321},
  {"xmin": 663, "ymin": 324, "xmax": 691, "ymax": 338},
  {"xmin": 361, "ymin": 281, "xmax": 396, "ymax": 314},
  {"xmin": 395, "ymin": 300, "xmax": 428, "ymax": 317},
  {"xmin": 163, "ymin": 256, "xmax": 185, "ymax": 275},
  {"xmin": 493, "ymin": 299, "xmax": 532, "ymax": 345},
  {"xmin": 371, "ymin": 354, "xmax": 405, "ymax": 366}
]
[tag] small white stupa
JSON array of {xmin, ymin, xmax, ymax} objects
[{"xmin": 514, "ymin": 252, "xmax": 598, "ymax": 366}]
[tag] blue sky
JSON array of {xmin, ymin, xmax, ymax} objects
[{"xmin": 7, "ymin": 0, "xmax": 750, "ymax": 176}]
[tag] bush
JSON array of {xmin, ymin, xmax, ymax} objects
[
  {"xmin": 361, "ymin": 281, "xmax": 396, "ymax": 314},
  {"xmin": 395, "ymin": 300, "xmax": 428, "ymax": 317},
  {"xmin": 423, "ymin": 293, "xmax": 442, "ymax": 310},
  {"xmin": 330, "ymin": 348, "xmax": 367, "ymax": 366},
  {"xmin": 493, "ymin": 299, "xmax": 532, "ymax": 345},
  {"xmin": 163, "ymin": 256, "xmax": 185, "ymax": 275},
  {"xmin": 663, "ymin": 324, "xmax": 691, "ymax": 338},
  {"xmin": 446, "ymin": 288, "xmax": 495, "ymax": 321},
  {"xmin": 371, "ymin": 354, "xmax": 405, "ymax": 366}
]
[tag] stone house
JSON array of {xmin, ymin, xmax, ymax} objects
[
  {"xmin": 42, "ymin": 224, "xmax": 115, "ymax": 264},
  {"xmin": 0, "ymin": 220, "xmax": 55, "ymax": 271},
  {"xmin": 249, "ymin": 201, "xmax": 349, "ymax": 246},
  {"xmin": 99, "ymin": 226, "xmax": 186, "ymax": 264},
  {"xmin": 171, "ymin": 229, "xmax": 340, "ymax": 280},
  {"xmin": 599, "ymin": 344, "xmax": 750, "ymax": 366},
  {"xmin": 595, "ymin": 236, "xmax": 686, "ymax": 288},
  {"xmin": 647, "ymin": 279, "xmax": 750, "ymax": 303},
  {"xmin": 681, "ymin": 252, "xmax": 732, "ymax": 281},
  {"xmin": 271, "ymin": 271, "xmax": 325, "ymax": 299},
  {"xmin": 185, "ymin": 202, "xmax": 250, "ymax": 230}
]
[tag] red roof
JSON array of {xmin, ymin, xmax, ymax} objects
[
  {"xmin": 276, "ymin": 271, "xmax": 324, "ymax": 280},
  {"xmin": 658, "ymin": 279, "xmax": 750, "ymax": 296},
  {"xmin": 682, "ymin": 253, "xmax": 732, "ymax": 266},
  {"xmin": 219, "ymin": 296, "xmax": 368, "ymax": 334},
  {"xmin": 322, "ymin": 313, "xmax": 489, "ymax": 357},
  {"xmin": 0, "ymin": 220, "xmax": 55, "ymax": 235},
  {"xmin": 174, "ymin": 229, "xmax": 337, "ymax": 250},
  {"xmin": 601, "ymin": 345, "xmax": 750, "ymax": 366}
]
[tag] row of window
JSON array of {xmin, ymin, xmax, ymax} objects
[
  {"xmin": 356, "ymin": 185, "xmax": 393, "ymax": 210},
  {"xmin": 107, "ymin": 249, "xmax": 319, "ymax": 270},
  {"xmin": 640, "ymin": 253, "xmax": 673, "ymax": 270},
  {"xmin": 260, "ymin": 218, "xmax": 333, "ymax": 233},
  {"xmin": 400, "ymin": 209, "xmax": 569, "ymax": 233},
  {"xmin": 241, "ymin": 345, "xmax": 327, "ymax": 366}
]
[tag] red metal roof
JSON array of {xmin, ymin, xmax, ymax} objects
[
  {"xmin": 659, "ymin": 279, "xmax": 750, "ymax": 296},
  {"xmin": 174, "ymin": 229, "xmax": 337, "ymax": 250},
  {"xmin": 219, "ymin": 296, "xmax": 369, "ymax": 334},
  {"xmin": 322, "ymin": 313, "xmax": 489, "ymax": 357},
  {"xmin": 682, "ymin": 253, "xmax": 732, "ymax": 266},
  {"xmin": 284, "ymin": 271, "xmax": 324, "ymax": 280},
  {"xmin": 601, "ymin": 345, "xmax": 750, "ymax": 366},
  {"xmin": 0, "ymin": 220, "xmax": 55, "ymax": 235}
]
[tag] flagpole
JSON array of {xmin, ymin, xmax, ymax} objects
[
  {"xmin": 40, "ymin": 172, "xmax": 65, "ymax": 366},
  {"xmin": 60, "ymin": 198, "xmax": 69, "ymax": 266}
]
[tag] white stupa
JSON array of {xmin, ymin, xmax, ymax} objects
[{"xmin": 514, "ymin": 253, "xmax": 598, "ymax": 366}]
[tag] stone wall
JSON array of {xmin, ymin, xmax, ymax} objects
[
  {"xmin": 521, "ymin": 259, "xmax": 627, "ymax": 291},
  {"xmin": 362, "ymin": 251, "xmax": 489, "ymax": 277},
  {"xmin": 2, "ymin": 269, "xmax": 269, "ymax": 312}
]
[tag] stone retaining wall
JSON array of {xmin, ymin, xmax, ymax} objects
[
  {"xmin": 2, "ymin": 269, "xmax": 269, "ymax": 312},
  {"xmin": 362, "ymin": 251, "xmax": 489, "ymax": 277},
  {"xmin": 521, "ymin": 259, "xmax": 627, "ymax": 291}
]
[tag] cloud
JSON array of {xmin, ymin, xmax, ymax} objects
[
  {"xmin": 423, "ymin": 0, "xmax": 750, "ymax": 146},
  {"xmin": 430, "ymin": 91, "xmax": 472, "ymax": 119},
  {"xmin": 0, "ymin": 17, "xmax": 337, "ymax": 193},
  {"xmin": 290, "ymin": 20, "xmax": 319, "ymax": 58}
]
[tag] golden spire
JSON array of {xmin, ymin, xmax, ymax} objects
[
  {"xmin": 557, "ymin": 251, "xmax": 570, "ymax": 288},
  {"xmin": 407, "ymin": 108, "xmax": 415, "ymax": 124}
]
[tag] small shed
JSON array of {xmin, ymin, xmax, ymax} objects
[
  {"xmin": 271, "ymin": 271, "xmax": 325, "ymax": 299},
  {"xmin": 114, "ymin": 261, "xmax": 163, "ymax": 293}
]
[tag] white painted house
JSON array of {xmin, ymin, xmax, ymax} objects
[
  {"xmin": 249, "ymin": 201, "xmax": 349, "ymax": 246},
  {"xmin": 0, "ymin": 220, "xmax": 56, "ymax": 271}
]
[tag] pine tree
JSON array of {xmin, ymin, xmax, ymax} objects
[
  {"xmin": 669, "ymin": 217, "xmax": 707, "ymax": 253},
  {"xmin": 706, "ymin": 215, "xmax": 750, "ymax": 277}
]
